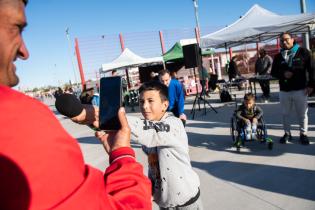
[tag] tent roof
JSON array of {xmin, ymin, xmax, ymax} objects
[
  {"xmin": 163, "ymin": 42, "xmax": 183, "ymax": 62},
  {"xmin": 163, "ymin": 42, "xmax": 214, "ymax": 63},
  {"xmin": 201, "ymin": 4, "xmax": 315, "ymax": 49},
  {"xmin": 101, "ymin": 48, "xmax": 164, "ymax": 72}
]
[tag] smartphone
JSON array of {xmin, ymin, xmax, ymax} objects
[{"xmin": 99, "ymin": 76, "xmax": 122, "ymax": 131}]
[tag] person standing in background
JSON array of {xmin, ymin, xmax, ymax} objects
[
  {"xmin": 198, "ymin": 65, "xmax": 210, "ymax": 97},
  {"xmin": 271, "ymin": 32, "xmax": 314, "ymax": 145},
  {"xmin": 228, "ymin": 56, "xmax": 241, "ymax": 82},
  {"xmin": 159, "ymin": 69, "xmax": 187, "ymax": 125},
  {"xmin": 255, "ymin": 48, "xmax": 273, "ymax": 101}
]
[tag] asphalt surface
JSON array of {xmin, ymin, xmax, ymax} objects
[{"xmin": 49, "ymin": 84, "xmax": 315, "ymax": 210}]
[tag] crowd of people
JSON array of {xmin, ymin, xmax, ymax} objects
[{"xmin": 0, "ymin": 0, "xmax": 314, "ymax": 209}]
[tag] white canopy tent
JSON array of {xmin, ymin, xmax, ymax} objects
[
  {"xmin": 201, "ymin": 4, "xmax": 315, "ymax": 49},
  {"xmin": 101, "ymin": 48, "xmax": 164, "ymax": 72}
]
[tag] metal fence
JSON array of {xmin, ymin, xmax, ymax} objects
[{"xmin": 75, "ymin": 25, "xmax": 222, "ymax": 82}]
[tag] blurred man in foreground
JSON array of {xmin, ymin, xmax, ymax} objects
[{"xmin": 0, "ymin": 0, "xmax": 151, "ymax": 209}]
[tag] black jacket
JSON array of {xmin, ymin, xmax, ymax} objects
[
  {"xmin": 236, "ymin": 104, "xmax": 263, "ymax": 122},
  {"xmin": 228, "ymin": 60, "xmax": 241, "ymax": 81},
  {"xmin": 271, "ymin": 47, "xmax": 315, "ymax": 92}
]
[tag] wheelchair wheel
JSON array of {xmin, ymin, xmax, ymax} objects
[
  {"xmin": 230, "ymin": 117, "xmax": 238, "ymax": 143},
  {"xmin": 256, "ymin": 118, "xmax": 267, "ymax": 141}
]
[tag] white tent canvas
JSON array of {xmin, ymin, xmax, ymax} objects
[
  {"xmin": 201, "ymin": 4, "xmax": 315, "ymax": 49},
  {"xmin": 101, "ymin": 48, "xmax": 164, "ymax": 72}
]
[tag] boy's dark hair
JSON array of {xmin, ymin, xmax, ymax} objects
[
  {"xmin": 158, "ymin": 69, "xmax": 170, "ymax": 77},
  {"xmin": 139, "ymin": 81, "xmax": 168, "ymax": 101},
  {"xmin": 244, "ymin": 93, "xmax": 255, "ymax": 101}
]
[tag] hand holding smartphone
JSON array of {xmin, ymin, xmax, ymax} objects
[{"xmin": 99, "ymin": 76, "xmax": 123, "ymax": 131}]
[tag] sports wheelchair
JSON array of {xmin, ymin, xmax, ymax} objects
[{"xmin": 230, "ymin": 95, "xmax": 273, "ymax": 151}]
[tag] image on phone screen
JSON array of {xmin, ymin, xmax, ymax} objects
[{"xmin": 99, "ymin": 76, "xmax": 122, "ymax": 131}]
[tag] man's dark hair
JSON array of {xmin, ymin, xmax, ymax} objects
[
  {"xmin": 280, "ymin": 31, "xmax": 293, "ymax": 38},
  {"xmin": 158, "ymin": 69, "xmax": 170, "ymax": 77},
  {"xmin": 280, "ymin": 32, "xmax": 297, "ymax": 45},
  {"xmin": 244, "ymin": 93, "xmax": 255, "ymax": 101},
  {"xmin": 139, "ymin": 81, "xmax": 169, "ymax": 101},
  {"xmin": 259, "ymin": 48, "xmax": 266, "ymax": 55}
]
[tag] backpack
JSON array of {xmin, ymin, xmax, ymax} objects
[{"xmin": 220, "ymin": 89, "xmax": 232, "ymax": 102}]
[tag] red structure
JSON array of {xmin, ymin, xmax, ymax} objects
[{"xmin": 75, "ymin": 38, "xmax": 86, "ymax": 90}]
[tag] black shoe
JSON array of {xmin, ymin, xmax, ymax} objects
[
  {"xmin": 279, "ymin": 133, "xmax": 292, "ymax": 144},
  {"xmin": 300, "ymin": 134, "xmax": 310, "ymax": 145}
]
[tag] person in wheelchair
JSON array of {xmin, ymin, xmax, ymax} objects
[{"xmin": 236, "ymin": 93, "xmax": 263, "ymax": 141}]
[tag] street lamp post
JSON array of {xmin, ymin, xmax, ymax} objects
[{"xmin": 193, "ymin": 0, "xmax": 200, "ymax": 32}]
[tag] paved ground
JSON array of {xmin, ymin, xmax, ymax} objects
[{"xmin": 49, "ymin": 84, "xmax": 315, "ymax": 210}]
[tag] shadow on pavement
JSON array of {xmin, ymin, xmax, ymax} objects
[
  {"xmin": 77, "ymin": 136, "xmax": 101, "ymax": 144},
  {"xmin": 192, "ymin": 160, "xmax": 315, "ymax": 201},
  {"xmin": 186, "ymin": 131, "xmax": 315, "ymax": 157}
]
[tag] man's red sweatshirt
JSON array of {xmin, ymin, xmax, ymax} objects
[{"xmin": 0, "ymin": 85, "xmax": 151, "ymax": 210}]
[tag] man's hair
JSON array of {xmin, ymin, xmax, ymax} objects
[
  {"xmin": 244, "ymin": 93, "xmax": 255, "ymax": 102},
  {"xmin": 139, "ymin": 81, "xmax": 169, "ymax": 101},
  {"xmin": 0, "ymin": 0, "xmax": 27, "ymax": 6},
  {"xmin": 158, "ymin": 69, "xmax": 170, "ymax": 77},
  {"xmin": 259, "ymin": 48, "xmax": 266, "ymax": 54},
  {"xmin": 231, "ymin": 56, "xmax": 237, "ymax": 61},
  {"xmin": 280, "ymin": 32, "xmax": 293, "ymax": 38}
]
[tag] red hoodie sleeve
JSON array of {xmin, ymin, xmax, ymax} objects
[
  {"xmin": 0, "ymin": 86, "xmax": 151, "ymax": 210},
  {"xmin": 105, "ymin": 147, "xmax": 152, "ymax": 209},
  {"xmin": 54, "ymin": 148, "xmax": 152, "ymax": 210}
]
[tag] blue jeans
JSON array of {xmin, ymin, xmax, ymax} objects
[{"xmin": 244, "ymin": 121, "xmax": 257, "ymax": 140}]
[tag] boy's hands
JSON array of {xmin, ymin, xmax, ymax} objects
[
  {"xmin": 95, "ymin": 108, "xmax": 131, "ymax": 154},
  {"xmin": 244, "ymin": 119, "xmax": 251, "ymax": 124},
  {"xmin": 305, "ymin": 87, "xmax": 314, "ymax": 96}
]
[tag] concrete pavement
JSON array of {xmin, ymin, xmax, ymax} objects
[{"xmin": 51, "ymin": 84, "xmax": 315, "ymax": 210}]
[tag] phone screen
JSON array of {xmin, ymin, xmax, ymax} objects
[{"xmin": 99, "ymin": 76, "xmax": 122, "ymax": 131}]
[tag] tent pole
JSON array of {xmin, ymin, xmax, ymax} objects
[
  {"xmin": 300, "ymin": 0, "xmax": 310, "ymax": 50},
  {"xmin": 119, "ymin": 33, "xmax": 131, "ymax": 89}
]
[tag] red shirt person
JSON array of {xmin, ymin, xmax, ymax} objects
[{"xmin": 0, "ymin": 0, "xmax": 151, "ymax": 209}]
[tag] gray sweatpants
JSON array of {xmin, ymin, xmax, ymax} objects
[{"xmin": 279, "ymin": 90, "xmax": 308, "ymax": 135}]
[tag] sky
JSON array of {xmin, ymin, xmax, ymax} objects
[{"xmin": 16, "ymin": 0, "xmax": 315, "ymax": 90}]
